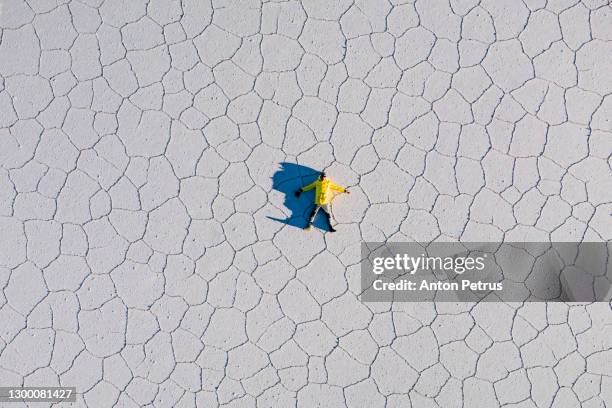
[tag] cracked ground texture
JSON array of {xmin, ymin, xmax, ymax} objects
[{"xmin": 0, "ymin": 0, "xmax": 611, "ymax": 407}]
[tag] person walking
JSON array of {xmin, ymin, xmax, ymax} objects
[{"xmin": 295, "ymin": 172, "xmax": 350, "ymax": 232}]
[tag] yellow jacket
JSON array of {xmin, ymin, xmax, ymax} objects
[{"xmin": 301, "ymin": 179, "xmax": 346, "ymax": 204}]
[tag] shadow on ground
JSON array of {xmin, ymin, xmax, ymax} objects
[{"xmin": 268, "ymin": 162, "xmax": 333, "ymax": 231}]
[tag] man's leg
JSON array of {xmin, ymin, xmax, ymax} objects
[
  {"xmin": 321, "ymin": 204, "xmax": 336, "ymax": 232},
  {"xmin": 305, "ymin": 205, "xmax": 320, "ymax": 230}
]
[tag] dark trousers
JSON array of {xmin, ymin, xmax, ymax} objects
[{"xmin": 307, "ymin": 204, "xmax": 335, "ymax": 228}]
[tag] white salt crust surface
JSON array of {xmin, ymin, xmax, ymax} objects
[{"xmin": 0, "ymin": 0, "xmax": 611, "ymax": 407}]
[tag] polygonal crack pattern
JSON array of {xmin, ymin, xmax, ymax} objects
[{"xmin": 0, "ymin": 0, "xmax": 611, "ymax": 407}]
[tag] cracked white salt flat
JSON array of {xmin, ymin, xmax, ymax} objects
[{"xmin": 0, "ymin": 0, "xmax": 611, "ymax": 406}]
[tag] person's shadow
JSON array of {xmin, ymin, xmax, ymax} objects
[{"xmin": 268, "ymin": 162, "xmax": 334, "ymax": 231}]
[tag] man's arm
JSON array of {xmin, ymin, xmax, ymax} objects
[
  {"xmin": 301, "ymin": 181, "xmax": 317, "ymax": 192},
  {"xmin": 330, "ymin": 182, "xmax": 348, "ymax": 193},
  {"xmin": 295, "ymin": 180, "xmax": 317, "ymax": 197}
]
